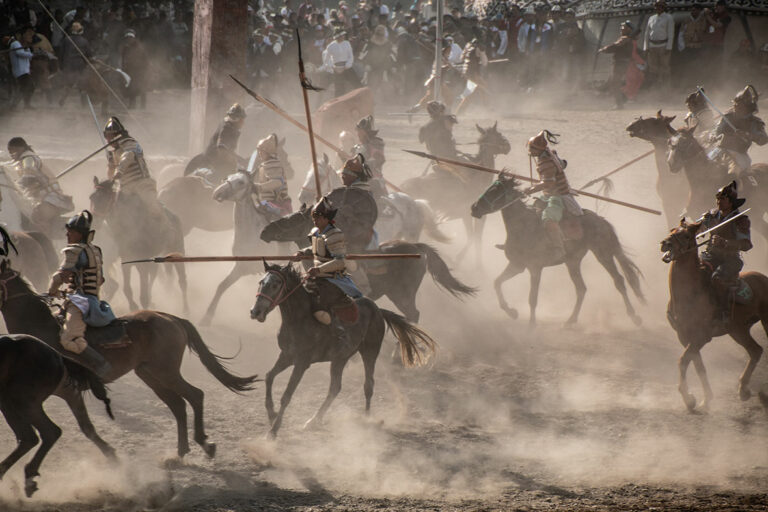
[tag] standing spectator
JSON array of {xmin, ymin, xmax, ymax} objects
[
  {"xmin": 599, "ymin": 20, "xmax": 644, "ymax": 109},
  {"xmin": 642, "ymin": 0, "xmax": 674, "ymax": 92},
  {"xmin": 704, "ymin": 0, "xmax": 731, "ymax": 74},
  {"xmin": 50, "ymin": 9, "xmax": 66, "ymax": 56},
  {"xmin": 121, "ymin": 29, "xmax": 148, "ymax": 109},
  {"xmin": 556, "ymin": 8, "xmax": 585, "ymax": 86},
  {"xmin": 362, "ymin": 24, "xmax": 393, "ymax": 91},
  {"xmin": 323, "ymin": 28, "xmax": 356, "ymax": 97},
  {"xmin": 678, "ymin": 2, "xmax": 707, "ymax": 87},
  {"xmin": 396, "ymin": 22, "xmax": 423, "ymax": 103},
  {"xmin": 30, "ymin": 29, "xmax": 56, "ymax": 105},
  {"xmin": 58, "ymin": 21, "xmax": 91, "ymax": 106},
  {"xmin": 9, "ymin": 26, "xmax": 35, "ymax": 109}
]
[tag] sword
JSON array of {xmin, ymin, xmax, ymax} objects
[
  {"xmin": 123, "ymin": 254, "xmax": 422, "ymax": 264},
  {"xmin": 86, "ymin": 94, "xmax": 106, "ymax": 145},
  {"xmin": 696, "ymin": 86, "xmax": 737, "ymax": 132},
  {"xmin": 695, "ymin": 208, "xmax": 751, "ymax": 240}
]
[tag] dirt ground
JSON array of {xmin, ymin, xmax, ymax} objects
[{"xmin": 0, "ymin": 86, "xmax": 767, "ymax": 512}]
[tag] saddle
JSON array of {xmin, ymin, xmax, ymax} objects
[
  {"xmin": 332, "ymin": 301, "xmax": 359, "ymax": 325},
  {"xmin": 85, "ymin": 320, "xmax": 130, "ymax": 349},
  {"xmin": 560, "ymin": 215, "xmax": 584, "ymax": 241}
]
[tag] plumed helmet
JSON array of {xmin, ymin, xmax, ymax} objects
[
  {"xmin": 257, "ymin": 133, "xmax": 278, "ymax": 155},
  {"xmin": 527, "ymin": 129, "xmax": 559, "ymax": 152},
  {"xmin": 426, "ymin": 101, "xmax": 446, "ymax": 118},
  {"xmin": 311, "ymin": 196, "xmax": 338, "ymax": 221},
  {"xmin": 342, "ymin": 153, "xmax": 372, "ymax": 181},
  {"xmin": 716, "ymin": 180, "xmax": 746, "ymax": 208},
  {"xmin": 226, "ymin": 102, "xmax": 247, "ymax": 120},
  {"xmin": 103, "ymin": 116, "xmax": 127, "ymax": 138},
  {"xmin": 356, "ymin": 115, "xmax": 377, "ymax": 135},
  {"xmin": 65, "ymin": 210, "xmax": 94, "ymax": 236},
  {"xmin": 733, "ymin": 85, "xmax": 759, "ymax": 113}
]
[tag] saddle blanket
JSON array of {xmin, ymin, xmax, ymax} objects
[{"xmin": 85, "ymin": 320, "xmax": 130, "ymax": 349}]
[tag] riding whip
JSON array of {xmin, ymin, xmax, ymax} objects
[
  {"xmin": 403, "ymin": 149, "xmax": 662, "ymax": 216},
  {"xmin": 123, "ymin": 254, "xmax": 422, "ymax": 264}
]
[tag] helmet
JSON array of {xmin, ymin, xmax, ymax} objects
[
  {"xmin": 65, "ymin": 210, "xmax": 94, "ymax": 236},
  {"xmin": 103, "ymin": 116, "xmax": 127, "ymax": 139},
  {"xmin": 226, "ymin": 102, "xmax": 247, "ymax": 120},
  {"xmin": 685, "ymin": 89, "xmax": 707, "ymax": 110},
  {"xmin": 311, "ymin": 196, "xmax": 337, "ymax": 221},
  {"xmin": 342, "ymin": 153, "xmax": 372, "ymax": 181},
  {"xmin": 339, "ymin": 130, "xmax": 355, "ymax": 151},
  {"xmin": 716, "ymin": 180, "xmax": 746, "ymax": 208},
  {"xmin": 620, "ymin": 20, "xmax": 634, "ymax": 31},
  {"xmin": 733, "ymin": 85, "xmax": 759, "ymax": 113},
  {"xmin": 7, "ymin": 136, "xmax": 28, "ymax": 151},
  {"xmin": 256, "ymin": 133, "xmax": 278, "ymax": 155},
  {"xmin": 70, "ymin": 22, "xmax": 84, "ymax": 35},
  {"xmin": 426, "ymin": 101, "xmax": 446, "ymax": 118},
  {"xmin": 356, "ymin": 115, "xmax": 377, "ymax": 135},
  {"xmin": 527, "ymin": 130, "xmax": 559, "ymax": 152}
]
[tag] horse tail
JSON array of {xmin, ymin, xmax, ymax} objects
[
  {"xmin": 413, "ymin": 243, "xmax": 477, "ymax": 299},
  {"xmin": 381, "ymin": 309, "xmax": 437, "ymax": 368},
  {"xmin": 25, "ymin": 231, "xmax": 57, "ymax": 273},
  {"xmin": 415, "ymin": 200, "xmax": 451, "ymax": 243},
  {"xmin": 62, "ymin": 359, "xmax": 115, "ymax": 420},
  {"xmin": 597, "ymin": 215, "xmax": 646, "ymax": 303},
  {"xmin": 177, "ymin": 317, "xmax": 259, "ymax": 393}
]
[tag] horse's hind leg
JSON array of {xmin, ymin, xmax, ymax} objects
[
  {"xmin": 139, "ymin": 266, "xmax": 157, "ymax": 309},
  {"xmin": 269, "ymin": 360, "xmax": 310, "ymax": 438},
  {"xmin": 592, "ymin": 249, "xmax": 641, "ymax": 326},
  {"xmin": 59, "ymin": 386, "xmax": 116, "ymax": 460},
  {"xmin": 201, "ymin": 262, "xmax": 251, "ymax": 326},
  {"xmin": 678, "ymin": 342, "xmax": 701, "ymax": 412},
  {"xmin": 360, "ymin": 338, "xmax": 382, "ymax": 412},
  {"xmin": 23, "ymin": 405, "xmax": 62, "ymax": 497},
  {"xmin": 122, "ymin": 264, "xmax": 139, "ymax": 311},
  {"xmin": 564, "ymin": 258, "xmax": 587, "ymax": 325},
  {"xmin": 174, "ymin": 262, "xmax": 189, "ymax": 315},
  {"xmin": 690, "ymin": 351, "xmax": 714, "ymax": 410},
  {"xmin": 494, "ymin": 262, "xmax": 524, "ymax": 319},
  {"xmin": 729, "ymin": 326, "xmax": 764, "ymax": 401},
  {"xmin": 135, "ymin": 366, "xmax": 190, "ymax": 458},
  {"xmin": 0, "ymin": 407, "xmax": 38, "ymax": 481},
  {"xmin": 304, "ymin": 359, "xmax": 347, "ymax": 430},
  {"xmin": 527, "ymin": 267, "xmax": 542, "ymax": 327},
  {"xmin": 160, "ymin": 374, "xmax": 215, "ymax": 458}
]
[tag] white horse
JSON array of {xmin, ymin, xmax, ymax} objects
[{"xmin": 0, "ymin": 165, "xmax": 27, "ymax": 232}]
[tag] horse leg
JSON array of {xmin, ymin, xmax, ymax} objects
[
  {"xmin": 23, "ymin": 405, "xmax": 61, "ymax": 497},
  {"xmin": 139, "ymin": 265, "xmax": 158, "ymax": 309},
  {"xmin": 121, "ymin": 264, "xmax": 139, "ymax": 311},
  {"xmin": 494, "ymin": 262, "xmax": 524, "ymax": 319},
  {"xmin": 269, "ymin": 360, "xmax": 310, "ymax": 438},
  {"xmin": 678, "ymin": 342, "xmax": 700, "ymax": 412},
  {"xmin": 201, "ymin": 262, "xmax": 250, "ymax": 326},
  {"xmin": 58, "ymin": 386, "xmax": 116, "ymax": 460},
  {"xmin": 455, "ymin": 217, "xmax": 474, "ymax": 264},
  {"xmin": 528, "ymin": 267, "xmax": 542, "ymax": 327},
  {"xmin": 592, "ymin": 249, "xmax": 641, "ymax": 326},
  {"xmin": 728, "ymin": 326, "xmax": 764, "ymax": 402},
  {"xmin": 564, "ymin": 258, "xmax": 587, "ymax": 325},
  {"xmin": 304, "ymin": 358, "xmax": 348, "ymax": 430},
  {"xmin": 384, "ymin": 285, "xmax": 420, "ymax": 323},
  {"xmin": 174, "ymin": 262, "xmax": 189, "ymax": 315},
  {"xmin": 153, "ymin": 373, "xmax": 214, "ymax": 458},
  {"xmin": 473, "ymin": 216, "xmax": 486, "ymax": 268},
  {"xmin": 360, "ymin": 343, "xmax": 380, "ymax": 412},
  {"xmin": 135, "ymin": 366, "xmax": 190, "ymax": 458},
  {"xmin": 690, "ymin": 351, "xmax": 714, "ymax": 410},
  {"xmin": 265, "ymin": 351, "xmax": 292, "ymax": 424},
  {"xmin": 0, "ymin": 407, "xmax": 38, "ymax": 481}
]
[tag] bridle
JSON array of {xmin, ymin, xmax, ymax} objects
[
  {"xmin": 0, "ymin": 269, "xmax": 33, "ymax": 309},
  {"xmin": 255, "ymin": 269, "xmax": 307, "ymax": 312},
  {"xmin": 661, "ymin": 228, "xmax": 698, "ymax": 263}
]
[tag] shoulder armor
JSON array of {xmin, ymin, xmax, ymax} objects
[{"xmin": 60, "ymin": 243, "xmax": 85, "ymax": 270}]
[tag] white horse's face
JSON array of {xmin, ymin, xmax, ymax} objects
[{"xmin": 213, "ymin": 172, "xmax": 251, "ymax": 203}]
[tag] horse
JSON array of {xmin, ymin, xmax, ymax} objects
[
  {"xmin": 90, "ymin": 178, "xmax": 188, "ymax": 312},
  {"xmin": 401, "ymin": 122, "xmax": 511, "ymax": 264},
  {"xmin": 260, "ymin": 205, "xmax": 476, "ymax": 322},
  {"xmin": 57, "ymin": 59, "xmax": 129, "ymax": 115},
  {"xmin": 0, "ymin": 333, "xmax": 113, "ymax": 497},
  {"xmin": 201, "ymin": 171, "xmax": 274, "ymax": 325},
  {"xmin": 250, "ymin": 262, "xmax": 437, "ymax": 437},
  {"xmin": 660, "ymin": 220, "xmax": 768, "ymax": 412},
  {"xmin": 470, "ymin": 175, "xmax": 645, "ymax": 326},
  {"xmin": 666, "ymin": 125, "xmax": 768, "ymax": 244},
  {"xmin": 157, "ymin": 175, "xmax": 233, "ymax": 236},
  {"xmin": 0, "ymin": 258, "xmax": 259, "ymax": 458}
]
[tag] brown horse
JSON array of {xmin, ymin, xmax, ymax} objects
[
  {"xmin": 660, "ymin": 220, "xmax": 768, "ymax": 412},
  {"xmin": 0, "ymin": 259, "xmax": 259, "ymax": 458},
  {"xmin": 158, "ymin": 176, "xmax": 232, "ymax": 235}
]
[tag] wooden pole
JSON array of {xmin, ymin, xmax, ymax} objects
[
  {"xmin": 296, "ymin": 30, "xmax": 323, "ymax": 202},
  {"xmin": 124, "ymin": 254, "xmax": 422, "ymax": 264}
]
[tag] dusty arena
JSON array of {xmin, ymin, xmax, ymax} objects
[{"xmin": 1, "ymin": 78, "xmax": 768, "ymax": 511}]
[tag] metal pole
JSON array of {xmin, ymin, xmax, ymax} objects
[{"xmin": 434, "ymin": 0, "xmax": 444, "ymax": 102}]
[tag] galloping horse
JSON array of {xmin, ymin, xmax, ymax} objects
[
  {"xmin": 470, "ymin": 176, "xmax": 645, "ymax": 326},
  {"xmin": 401, "ymin": 122, "xmax": 511, "ymax": 263},
  {"xmin": 660, "ymin": 220, "xmax": 768, "ymax": 412},
  {"xmin": 260, "ymin": 205, "xmax": 476, "ymax": 322},
  {"xmin": 250, "ymin": 262, "xmax": 437, "ymax": 437},
  {"xmin": 0, "ymin": 259, "xmax": 259, "ymax": 458},
  {"xmin": 90, "ymin": 178, "xmax": 188, "ymax": 312},
  {"xmin": 158, "ymin": 174, "xmax": 233, "ymax": 235}
]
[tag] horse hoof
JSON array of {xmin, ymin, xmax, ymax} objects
[
  {"xmin": 739, "ymin": 386, "xmax": 752, "ymax": 402},
  {"xmin": 504, "ymin": 307, "xmax": 518, "ymax": 320},
  {"xmin": 200, "ymin": 315, "xmax": 212, "ymax": 327},
  {"xmin": 24, "ymin": 478, "xmax": 38, "ymax": 498},
  {"xmin": 683, "ymin": 393, "xmax": 697, "ymax": 412},
  {"xmin": 631, "ymin": 314, "xmax": 643, "ymax": 327},
  {"xmin": 758, "ymin": 391, "xmax": 768, "ymax": 411},
  {"xmin": 204, "ymin": 442, "xmax": 217, "ymax": 458}
]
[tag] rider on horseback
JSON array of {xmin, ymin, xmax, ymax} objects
[
  {"xmin": 339, "ymin": 154, "xmax": 376, "ymax": 294},
  {"xmin": 294, "ymin": 197, "xmax": 361, "ymax": 347},
  {"xmin": 710, "ymin": 85, "xmax": 767, "ymax": 176},
  {"xmin": 352, "ymin": 116, "xmax": 387, "ymax": 198},
  {"xmin": 697, "ymin": 181, "xmax": 752, "ymax": 324},
  {"xmin": 47, "ymin": 210, "xmax": 115, "ymax": 378},
  {"xmin": 684, "ymin": 89, "xmax": 714, "ymax": 136},
  {"xmin": 205, "ymin": 103, "xmax": 247, "ymax": 180},
  {"xmin": 524, "ymin": 130, "xmax": 583, "ymax": 262},
  {"xmin": 252, "ymin": 133, "xmax": 292, "ymax": 215},
  {"xmin": 6, "ymin": 137, "xmax": 74, "ymax": 233},
  {"xmin": 104, "ymin": 116, "xmax": 165, "ymax": 219}
]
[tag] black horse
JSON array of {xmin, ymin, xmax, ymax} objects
[
  {"xmin": 250, "ymin": 262, "xmax": 437, "ymax": 437},
  {"xmin": 260, "ymin": 205, "xmax": 476, "ymax": 322},
  {"xmin": 0, "ymin": 334, "xmax": 113, "ymax": 497},
  {"xmin": 470, "ymin": 176, "xmax": 645, "ymax": 325}
]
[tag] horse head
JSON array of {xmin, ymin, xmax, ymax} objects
[
  {"xmin": 470, "ymin": 173, "xmax": 524, "ymax": 218},
  {"xmin": 660, "ymin": 218, "xmax": 701, "ymax": 263},
  {"xmin": 476, "ymin": 121, "xmax": 511, "ymax": 157},
  {"xmin": 89, "ymin": 177, "xmax": 118, "ymax": 217},
  {"xmin": 626, "ymin": 111, "xmax": 677, "ymax": 143},
  {"xmin": 250, "ymin": 262, "xmax": 302, "ymax": 322},
  {"xmin": 260, "ymin": 204, "xmax": 312, "ymax": 244},
  {"xmin": 666, "ymin": 125, "xmax": 701, "ymax": 173},
  {"xmin": 212, "ymin": 171, "xmax": 252, "ymax": 203}
]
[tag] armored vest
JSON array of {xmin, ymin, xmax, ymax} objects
[
  {"xmin": 536, "ymin": 150, "xmax": 571, "ymax": 196},
  {"xmin": 11, "ymin": 150, "xmax": 58, "ymax": 202},
  {"xmin": 256, "ymin": 157, "xmax": 289, "ymax": 203},
  {"xmin": 717, "ymin": 113, "xmax": 767, "ymax": 154},
  {"xmin": 702, "ymin": 208, "xmax": 751, "ymax": 257},
  {"xmin": 61, "ymin": 242, "xmax": 104, "ymax": 297},
  {"xmin": 108, "ymin": 137, "xmax": 151, "ymax": 188},
  {"xmin": 309, "ymin": 225, "xmax": 347, "ymax": 276}
]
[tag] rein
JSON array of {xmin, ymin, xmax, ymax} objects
[{"xmin": 256, "ymin": 269, "xmax": 307, "ymax": 311}]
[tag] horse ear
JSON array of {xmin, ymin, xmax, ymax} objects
[
  {"xmin": 262, "ymin": 258, "xmax": 269, "ymax": 272},
  {"xmin": 656, "ymin": 109, "xmax": 663, "ymax": 118},
  {"xmin": 679, "ymin": 217, "xmax": 687, "ymax": 226},
  {"xmin": 475, "ymin": 123, "xmax": 484, "ymax": 134},
  {"xmin": 493, "ymin": 121, "xmax": 498, "ymax": 131},
  {"xmin": 665, "ymin": 115, "xmax": 677, "ymax": 124},
  {"xmin": 300, "ymin": 203, "xmax": 307, "ymax": 212},
  {"xmin": 93, "ymin": 176, "xmax": 99, "ymax": 186}
]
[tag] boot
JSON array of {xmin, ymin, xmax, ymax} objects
[
  {"xmin": 69, "ymin": 345, "xmax": 112, "ymax": 380},
  {"xmin": 313, "ymin": 310, "xmax": 332, "ymax": 325},
  {"xmin": 711, "ymin": 279, "xmax": 735, "ymax": 328},
  {"xmin": 543, "ymin": 221, "xmax": 566, "ymax": 263}
]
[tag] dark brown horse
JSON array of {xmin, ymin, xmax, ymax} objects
[
  {"xmin": 471, "ymin": 176, "xmax": 645, "ymax": 326},
  {"xmin": 0, "ymin": 259, "xmax": 258, "ymax": 458},
  {"xmin": 0, "ymin": 333, "xmax": 113, "ymax": 497},
  {"xmin": 661, "ymin": 220, "xmax": 768, "ymax": 412},
  {"xmin": 250, "ymin": 262, "xmax": 437, "ymax": 437}
]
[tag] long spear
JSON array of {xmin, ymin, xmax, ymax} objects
[
  {"xmin": 229, "ymin": 75, "xmax": 407, "ymax": 194},
  {"xmin": 295, "ymin": 29, "xmax": 323, "ymax": 202},
  {"xmin": 55, "ymin": 137, "xmax": 122, "ymax": 180},
  {"xmin": 579, "ymin": 149, "xmax": 654, "ymax": 189},
  {"xmin": 403, "ymin": 149, "xmax": 661, "ymax": 216},
  {"xmin": 124, "ymin": 254, "xmax": 421, "ymax": 265}
]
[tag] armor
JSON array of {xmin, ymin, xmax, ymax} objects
[
  {"xmin": 254, "ymin": 134, "xmax": 290, "ymax": 212},
  {"xmin": 107, "ymin": 136, "xmax": 152, "ymax": 189},
  {"xmin": 226, "ymin": 102, "xmax": 247, "ymax": 120},
  {"xmin": 103, "ymin": 116, "xmax": 128, "ymax": 139},
  {"xmin": 419, "ymin": 103, "xmax": 459, "ymax": 160},
  {"xmin": 9, "ymin": 148, "xmax": 72, "ymax": 212}
]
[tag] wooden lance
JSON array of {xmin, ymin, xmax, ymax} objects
[
  {"xmin": 403, "ymin": 149, "xmax": 662, "ymax": 216},
  {"xmin": 55, "ymin": 137, "xmax": 122, "ymax": 180},
  {"xmin": 229, "ymin": 75, "xmax": 407, "ymax": 194},
  {"xmin": 579, "ymin": 149, "xmax": 654, "ymax": 189},
  {"xmin": 295, "ymin": 29, "xmax": 323, "ymax": 202},
  {"xmin": 123, "ymin": 254, "xmax": 421, "ymax": 265}
]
